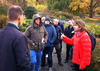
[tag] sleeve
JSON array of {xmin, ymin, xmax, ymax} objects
[
  {"xmin": 14, "ymin": 36, "xmax": 31, "ymax": 71},
  {"xmin": 60, "ymin": 22, "xmax": 64, "ymax": 33},
  {"xmin": 50, "ymin": 26, "xmax": 57, "ymax": 43},
  {"xmin": 25, "ymin": 27, "xmax": 33, "ymax": 45},
  {"xmin": 43, "ymin": 26, "xmax": 48, "ymax": 43},
  {"xmin": 80, "ymin": 35, "xmax": 91, "ymax": 69},
  {"xmin": 64, "ymin": 27, "xmax": 68, "ymax": 36},
  {"xmin": 61, "ymin": 35, "xmax": 74, "ymax": 45}
]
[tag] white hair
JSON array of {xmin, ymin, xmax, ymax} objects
[{"xmin": 41, "ymin": 17, "xmax": 45, "ymax": 20}]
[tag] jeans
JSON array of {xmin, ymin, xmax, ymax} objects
[
  {"xmin": 54, "ymin": 43, "xmax": 62, "ymax": 63},
  {"xmin": 30, "ymin": 50, "xmax": 42, "ymax": 71},
  {"xmin": 66, "ymin": 44, "xmax": 72, "ymax": 61},
  {"xmin": 41, "ymin": 46, "xmax": 53, "ymax": 67},
  {"xmin": 70, "ymin": 46, "xmax": 73, "ymax": 59}
]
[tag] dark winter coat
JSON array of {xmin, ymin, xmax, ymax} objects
[
  {"xmin": 54, "ymin": 25, "xmax": 62, "ymax": 44},
  {"xmin": 44, "ymin": 24, "xmax": 57, "ymax": 47},
  {"xmin": 0, "ymin": 23, "xmax": 30, "ymax": 71}
]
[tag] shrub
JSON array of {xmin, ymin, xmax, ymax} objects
[
  {"xmin": 51, "ymin": 2, "xmax": 63, "ymax": 11},
  {"xmin": 87, "ymin": 38, "xmax": 100, "ymax": 71},
  {"xmin": 24, "ymin": 6, "xmax": 37, "ymax": 19},
  {"xmin": 85, "ymin": 23, "xmax": 100, "ymax": 38},
  {"xmin": 0, "ymin": 14, "xmax": 7, "ymax": 29},
  {"xmin": 0, "ymin": 6, "xmax": 7, "ymax": 15},
  {"xmin": 33, "ymin": 4, "xmax": 47, "ymax": 12},
  {"xmin": 54, "ymin": 12, "xmax": 73, "ymax": 19},
  {"xmin": 19, "ymin": 25, "xmax": 27, "ymax": 32}
]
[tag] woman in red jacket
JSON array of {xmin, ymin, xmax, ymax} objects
[{"xmin": 61, "ymin": 20, "xmax": 91, "ymax": 71}]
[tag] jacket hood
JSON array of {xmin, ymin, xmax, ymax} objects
[{"xmin": 32, "ymin": 14, "xmax": 41, "ymax": 25}]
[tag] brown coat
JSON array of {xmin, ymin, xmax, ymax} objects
[{"xmin": 25, "ymin": 14, "xmax": 48, "ymax": 52}]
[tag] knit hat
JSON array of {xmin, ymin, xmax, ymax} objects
[{"xmin": 45, "ymin": 17, "xmax": 50, "ymax": 21}]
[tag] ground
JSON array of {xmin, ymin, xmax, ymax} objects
[{"xmin": 40, "ymin": 42, "xmax": 73, "ymax": 71}]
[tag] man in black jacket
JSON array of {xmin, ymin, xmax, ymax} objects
[
  {"xmin": 64, "ymin": 20, "xmax": 74, "ymax": 63},
  {"xmin": 53, "ymin": 19, "xmax": 63, "ymax": 66},
  {"xmin": 0, "ymin": 5, "xmax": 30, "ymax": 71}
]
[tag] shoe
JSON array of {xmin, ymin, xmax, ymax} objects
[
  {"xmin": 64, "ymin": 60, "xmax": 68, "ymax": 63},
  {"xmin": 58, "ymin": 62, "xmax": 63, "ymax": 66},
  {"xmin": 49, "ymin": 67, "xmax": 52, "ymax": 71}
]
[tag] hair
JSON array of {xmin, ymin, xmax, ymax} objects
[
  {"xmin": 7, "ymin": 5, "xmax": 23, "ymax": 21},
  {"xmin": 75, "ymin": 20, "xmax": 86, "ymax": 32}
]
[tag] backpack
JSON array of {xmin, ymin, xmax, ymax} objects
[{"xmin": 87, "ymin": 32, "xmax": 96, "ymax": 51}]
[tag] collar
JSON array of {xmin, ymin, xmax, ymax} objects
[{"xmin": 9, "ymin": 22, "xmax": 19, "ymax": 29}]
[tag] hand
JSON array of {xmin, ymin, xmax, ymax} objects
[
  {"xmin": 79, "ymin": 67, "xmax": 84, "ymax": 70},
  {"xmin": 61, "ymin": 33, "xmax": 65, "ymax": 39},
  {"xmin": 32, "ymin": 43, "xmax": 35, "ymax": 45}
]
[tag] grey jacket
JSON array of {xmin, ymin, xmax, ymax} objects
[{"xmin": 25, "ymin": 14, "xmax": 48, "ymax": 51}]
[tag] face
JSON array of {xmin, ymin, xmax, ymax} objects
[
  {"xmin": 45, "ymin": 20, "xmax": 50, "ymax": 25},
  {"xmin": 53, "ymin": 21, "xmax": 58, "ymax": 26},
  {"xmin": 42, "ymin": 19, "xmax": 45, "ymax": 23},
  {"xmin": 35, "ymin": 18, "xmax": 40, "ymax": 25},
  {"xmin": 73, "ymin": 23, "xmax": 80, "ymax": 32}
]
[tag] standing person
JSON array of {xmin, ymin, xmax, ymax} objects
[
  {"xmin": 41, "ymin": 17, "xmax": 57, "ymax": 71},
  {"xmin": 53, "ymin": 19, "xmax": 63, "ymax": 66},
  {"xmin": 61, "ymin": 20, "xmax": 91, "ymax": 71},
  {"xmin": 25, "ymin": 14, "xmax": 48, "ymax": 71},
  {"xmin": 0, "ymin": 5, "xmax": 30, "ymax": 71},
  {"xmin": 64, "ymin": 20, "xmax": 74, "ymax": 63},
  {"xmin": 57, "ymin": 19, "xmax": 64, "ymax": 53}
]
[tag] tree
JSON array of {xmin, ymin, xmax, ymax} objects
[
  {"xmin": 69, "ymin": 0, "xmax": 100, "ymax": 18},
  {"xmin": 88, "ymin": 0, "xmax": 100, "ymax": 18}
]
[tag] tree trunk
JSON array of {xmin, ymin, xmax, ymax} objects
[
  {"xmin": 89, "ymin": 0, "xmax": 93, "ymax": 18},
  {"xmin": 4, "ymin": 0, "xmax": 6, "ymax": 6},
  {"xmin": 23, "ymin": 0, "xmax": 26, "ymax": 8}
]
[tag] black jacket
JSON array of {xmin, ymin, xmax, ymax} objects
[
  {"xmin": 0, "ymin": 23, "xmax": 30, "ymax": 71},
  {"xmin": 54, "ymin": 25, "xmax": 62, "ymax": 44}
]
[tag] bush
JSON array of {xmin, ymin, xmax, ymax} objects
[
  {"xmin": 51, "ymin": 2, "xmax": 63, "ymax": 11},
  {"xmin": 33, "ymin": 4, "xmax": 47, "ymax": 12},
  {"xmin": 54, "ymin": 12, "xmax": 73, "ymax": 19},
  {"xmin": 85, "ymin": 23, "xmax": 100, "ymax": 38},
  {"xmin": 0, "ymin": 6, "xmax": 7, "ymax": 15},
  {"xmin": 0, "ymin": 14, "xmax": 7, "ymax": 29},
  {"xmin": 24, "ymin": 6, "xmax": 37, "ymax": 19},
  {"xmin": 19, "ymin": 25, "xmax": 27, "ymax": 32},
  {"xmin": 87, "ymin": 38, "xmax": 100, "ymax": 71}
]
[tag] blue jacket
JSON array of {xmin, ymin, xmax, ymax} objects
[
  {"xmin": 54, "ymin": 25, "xmax": 62, "ymax": 44},
  {"xmin": 44, "ymin": 24, "xmax": 57, "ymax": 47},
  {"xmin": 0, "ymin": 23, "xmax": 30, "ymax": 71}
]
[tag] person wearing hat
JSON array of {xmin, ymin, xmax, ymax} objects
[
  {"xmin": 41, "ymin": 17, "xmax": 57, "ymax": 71},
  {"xmin": 25, "ymin": 14, "xmax": 48, "ymax": 71}
]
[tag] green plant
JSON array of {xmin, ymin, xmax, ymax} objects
[
  {"xmin": 87, "ymin": 38, "xmax": 100, "ymax": 71},
  {"xmin": 0, "ymin": 14, "xmax": 7, "ymax": 29},
  {"xmin": 0, "ymin": 6, "xmax": 7, "ymax": 15},
  {"xmin": 19, "ymin": 25, "xmax": 27, "ymax": 32},
  {"xmin": 24, "ymin": 6, "xmax": 37, "ymax": 19}
]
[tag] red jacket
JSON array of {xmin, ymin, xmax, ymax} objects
[{"xmin": 62, "ymin": 31, "xmax": 91, "ymax": 69}]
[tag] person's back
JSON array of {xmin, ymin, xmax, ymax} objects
[{"xmin": 0, "ymin": 5, "xmax": 30, "ymax": 71}]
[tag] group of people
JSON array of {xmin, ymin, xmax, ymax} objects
[{"xmin": 0, "ymin": 5, "xmax": 91, "ymax": 71}]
